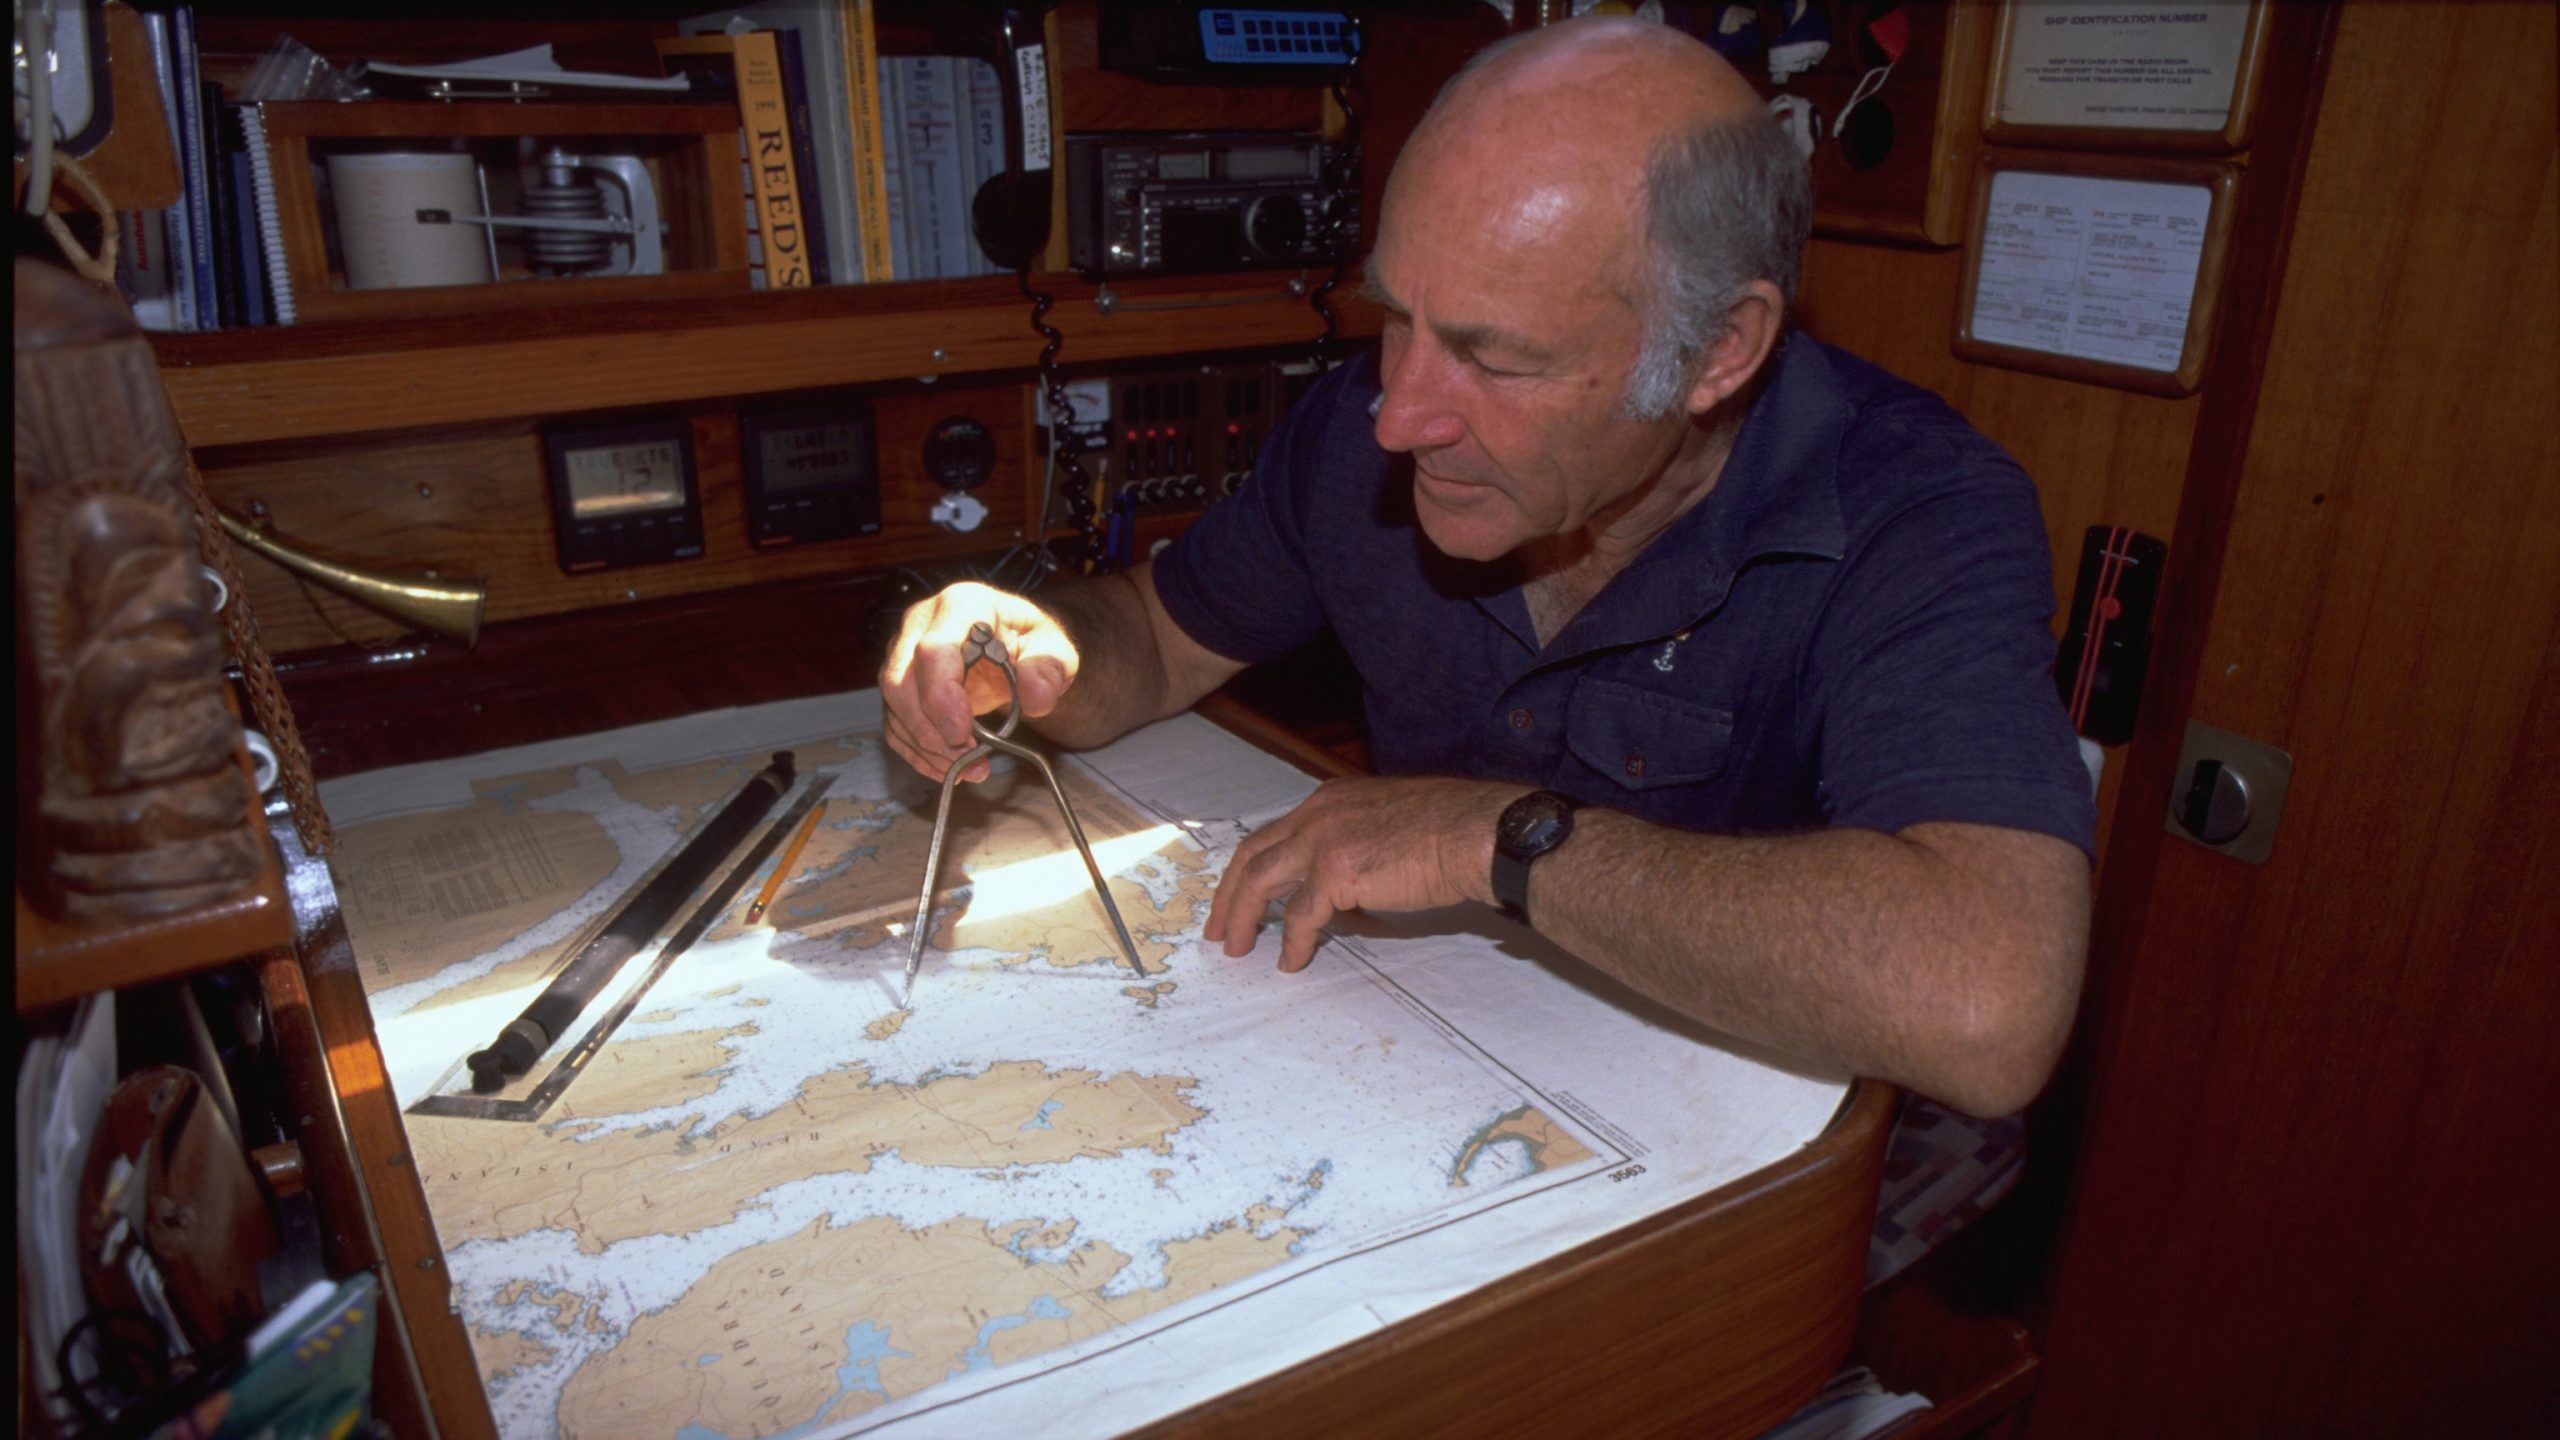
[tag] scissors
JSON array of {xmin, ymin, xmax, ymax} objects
[{"xmin": 903, "ymin": 623, "xmax": 1143, "ymax": 1007}]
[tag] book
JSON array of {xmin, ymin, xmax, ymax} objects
[
  {"xmin": 162, "ymin": 1271, "xmax": 381, "ymax": 1439},
  {"xmin": 770, "ymin": 27, "xmax": 834, "ymax": 286},
  {"xmin": 840, "ymin": 0, "xmax": 895, "ymax": 281},
  {"xmin": 962, "ymin": 56, "xmax": 1005, "ymax": 275},
  {"xmin": 139, "ymin": 11, "xmax": 195, "ymax": 331},
  {"xmin": 681, "ymin": 1, "xmax": 866, "ymax": 283},
  {"xmin": 216, "ymin": 104, "xmax": 268, "ymax": 327},
  {"xmin": 895, "ymin": 56, "xmax": 970, "ymax": 281},
  {"xmin": 202, "ymin": 81, "xmax": 239, "ymax": 328},
  {"xmin": 114, "ymin": 204, "xmax": 179, "ymax": 330},
  {"xmin": 174, "ymin": 10, "xmax": 220, "ymax": 330},
  {"xmin": 877, "ymin": 59, "xmax": 912, "ymax": 283},
  {"xmin": 656, "ymin": 31, "xmax": 815, "ymax": 289},
  {"xmin": 740, "ymin": 30, "xmax": 816, "ymax": 288},
  {"xmin": 238, "ymin": 105, "xmax": 296, "ymax": 324}
]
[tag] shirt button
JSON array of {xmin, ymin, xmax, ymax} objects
[
  {"xmin": 1509, "ymin": 708, "xmax": 1533, "ymax": 732},
  {"xmin": 1624, "ymin": 754, "xmax": 1646, "ymax": 779}
]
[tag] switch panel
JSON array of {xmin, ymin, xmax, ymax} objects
[{"xmin": 1045, "ymin": 355, "xmax": 1335, "ymax": 530}]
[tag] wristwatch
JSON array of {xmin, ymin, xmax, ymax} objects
[{"xmin": 1491, "ymin": 790, "xmax": 1577, "ymax": 924}]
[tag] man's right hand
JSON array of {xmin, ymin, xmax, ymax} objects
[{"xmin": 877, "ymin": 582, "xmax": 1081, "ymax": 783}]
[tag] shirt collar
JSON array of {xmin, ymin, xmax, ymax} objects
[
  {"xmin": 1536, "ymin": 331, "xmax": 1853, "ymax": 660},
  {"xmin": 1647, "ymin": 330, "xmax": 1851, "ymax": 575}
]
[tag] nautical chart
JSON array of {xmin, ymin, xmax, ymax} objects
[{"xmin": 322, "ymin": 693, "xmax": 1848, "ymax": 1439}]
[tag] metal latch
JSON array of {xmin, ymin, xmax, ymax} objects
[{"xmin": 2165, "ymin": 720, "xmax": 2294, "ymax": 864}]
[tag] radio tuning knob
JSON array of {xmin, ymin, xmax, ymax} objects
[{"xmin": 1245, "ymin": 196, "xmax": 1307, "ymax": 259}]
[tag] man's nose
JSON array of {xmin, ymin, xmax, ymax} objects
[{"xmin": 1371, "ymin": 343, "xmax": 1467, "ymax": 454}]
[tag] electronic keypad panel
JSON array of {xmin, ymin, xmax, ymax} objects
[
  {"xmin": 1198, "ymin": 9, "xmax": 1357, "ymax": 66},
  {"xmin": 1098, "ymin": 6, "xmax": 1355, "ymax": 83}
]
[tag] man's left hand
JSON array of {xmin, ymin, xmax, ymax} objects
[{"xmin": 1204, "ymin": 777, "xmax": 1516, "ymax": 972}]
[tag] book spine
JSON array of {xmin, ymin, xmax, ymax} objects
[
  {"xmin": 174, "ymin": 8, "xmax": 217, "ymax": 331},
  {"xmin": 964, "ymin": 58, "xmax": 1004, "ymax": 276},
  {"xmin": 901, "ymin": 56, "xmax": 969, "ymax": 282},
  {"xmin": 115, "ymin": 207, "xmax": 176, "ymax": 330},
  {"xmin": 770, "ymin": 27, "xmax": 833, "ymax": 286},
  {"xmin": 735, "ymin": 31, "xmax": 814, "ymax": 288},
  {"xmin": 840, "ymin": 0, "xmax": 895, "ymax": 281},
  {"xmin": 239, "ymin": 105, "xmax": 296, "ymax": 324},
  {"xmin": 878, "ymin": 60, "xmax": 911, "ymax": 284},
  {"xmin": 215, "ymin": 102, "xmax": 264, "ymax": 327},
  {"xmin": 140, "ymin": 12, "xmax": 195, "ymax": 331},
  {"xmin": 203, "ymin": 81, "xmax": 239, "ymax": 328}
]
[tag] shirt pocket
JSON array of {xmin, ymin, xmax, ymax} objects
[{"xmin": 1566, "ymin": 680, "xmax": 1736, "ymax": 791}]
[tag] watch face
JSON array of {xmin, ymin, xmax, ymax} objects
[{"xmin": 1498, "ymin": 793, "xmax": 1573, "ymax": 856}]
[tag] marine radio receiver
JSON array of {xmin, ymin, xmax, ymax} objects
[{"xmin": 1065, "ymin": 130, "xmax": 1358, "ymax": 277}]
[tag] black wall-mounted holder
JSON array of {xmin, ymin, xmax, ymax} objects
[{"xmin": 2055, "ymin": 525, "xmax": 2167, "ymax": 746}]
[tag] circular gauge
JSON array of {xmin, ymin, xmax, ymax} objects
[{"xmin": 922, "ymin": 416, "xmax": 998, "ymax": 492}]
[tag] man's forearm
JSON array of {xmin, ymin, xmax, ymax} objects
[
  {"xmin": 1022, "ymin": 570, "xmax": 1204, "ymax": 749},
  {"xmin": 1520, "ymin": 809, "xmax": 2089, "ymax": 1116}
]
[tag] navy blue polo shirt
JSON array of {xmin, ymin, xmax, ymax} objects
[{"xmin": 1151, "ymin": 333, "xmax": 2096, "ymax": 858}]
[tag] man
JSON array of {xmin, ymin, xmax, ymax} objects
[{"xmin": 880, "ymin": 18, "xmax": 2093, "ymax": 1119}]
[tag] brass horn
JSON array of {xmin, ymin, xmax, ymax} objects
[{"xmin": 217, "ymin": 510, "xmax": 486, "ymax": 648}]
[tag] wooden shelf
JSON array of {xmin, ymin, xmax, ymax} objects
[
  {"xmin": 14, "ymin": 843, "xmax": 294, "ymax": 1013},
  {"xmin": 155, "ymin": 270, "xmax": 1381, "ymax": 448}
]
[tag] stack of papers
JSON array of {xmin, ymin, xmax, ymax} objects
[{"xmin": 1756, "ymin": 1365, "xmax": 1935, "ymax": 1440}]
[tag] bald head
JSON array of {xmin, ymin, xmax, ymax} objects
[
  {"xmin": 1429, "ymin": 16, "xmax": 1766, "ymax": 150},
  {"xmin": 1383, "ymin": 16, "xmax": 1811, "ymax": 420},
  {"xmin": 1394, "ymin": 19, "xmax": 1757, "ymax": 262}
]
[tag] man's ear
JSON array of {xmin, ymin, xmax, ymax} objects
[{"xmin": 1684, "ymin": 279, "xmax": 1786, "ymax": 417}]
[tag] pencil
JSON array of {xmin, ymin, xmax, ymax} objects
[{"xmin": 745, "ymin": 800, "xmax": 825, "ymax": 925}]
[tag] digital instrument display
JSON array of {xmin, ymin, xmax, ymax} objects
[
  {"xmin": 738, "ymin": 395, "xmax": 880, "ymax": 547},
  {"xmin": 1222, "ymin": 146, "xmax": 1308, "ymax": 181},
  {"xmin": 542, "ymin": 417, "xmax": 704, "ymax": 572},
  {"xmin": 756, "ymin": 423, "xmax": 865, "ymax": 495},
  {"xmin": 562, "ymin": 439, "xmax": 688, "ymax": 518}
]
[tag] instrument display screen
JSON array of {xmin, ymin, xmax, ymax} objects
[
  {"xmin": 563, "ymin": 439, "xmax": 689, "ymax": 518},
  {"xmin": 1222, "ymin": 146, "xmax": 1308, "ymax": 181},
  {"xmin": 738, "ymin": 394, "xmax": 881, "ymax": 548},
  {"xmin": 755, "ymin": 422, "xmax": 869, "ymax": 495},
  {"xmin": 541, "ymin": 416, "xmax": 704, "ymax": 573}
]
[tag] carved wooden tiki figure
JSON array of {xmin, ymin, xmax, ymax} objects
[{"xmin": 15, "ymin": 258, "xmax": 261, "ymax": 918}]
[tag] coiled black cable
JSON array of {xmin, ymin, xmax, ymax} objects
[
  {"xmin": 1307, "ymin": 11, "xmax": 1368, "ymax": 363},
  {"xmin": 1020, "ymin": 268, "xmax": 1109, "ymax": 574}
]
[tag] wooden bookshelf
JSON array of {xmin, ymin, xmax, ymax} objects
[{"xmin": 154, "ymin": 270, "xmax": 1381, "ymax": 447}]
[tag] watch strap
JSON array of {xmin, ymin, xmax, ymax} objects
[
  {"xmin": 1491, "ymin": 790, "xmax": 1575, "ymax": 924},
  {"xmin": 1492, "ymin": 848, "xmax": 1535, "ymax": 921}
]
